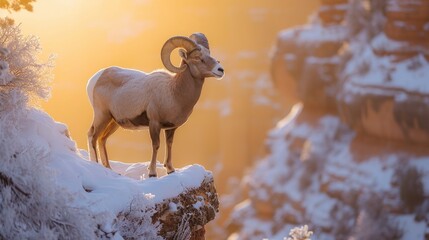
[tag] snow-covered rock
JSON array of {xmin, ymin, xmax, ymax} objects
[
  {"xmin": 0, "ymin": 107, "xmax": 219, "ymax": 239},
  {"xmin": 226, "ymin": 1, "xmax": 429, "ymax": 239},
  {"xmin": 337, "ymin": 0, "xmax": 429, "ymax": 143},
  {"xmin": 226, "ymin": 104, "xmax": 429, "ymax": 240},
  {"xmin": 272, "ymin": 0, "xmax": 429, "ymax": 142}
]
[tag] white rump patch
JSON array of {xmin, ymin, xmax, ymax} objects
[{"xmin": 86, "ymin": 69, "xmax": 105, "ymax": 106}]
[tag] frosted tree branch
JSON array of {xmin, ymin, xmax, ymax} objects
[{"xmin": 285, "ymin": 225, "xmax": 313, "ymax": 240}]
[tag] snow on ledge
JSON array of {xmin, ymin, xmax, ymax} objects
[
  {"xmin": 22, "ymin": 108, "xmax": 213, "ymax": 215},
  {"xmin": 372, "ymin": 33, "xmax": 429, "ymax": 55},
  {"xmin": 278, "ymin": 24, "xmax": 348, "ymax": 44},
  {"xmin": 342, "ymin": 39, "xmax": 429, "ymax": 95}
]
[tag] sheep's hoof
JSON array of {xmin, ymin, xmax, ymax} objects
[
  {"xmin": 167, "ymin": 170, "xmax": 175, "ymax": 175},
  {"xmin": 148, "ymin": 174, "xmax": 157, "ymax": 178}
]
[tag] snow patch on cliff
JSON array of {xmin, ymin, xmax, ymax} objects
[{"xmin": 0, "ymin": 107, "xmax": 211, "ymax": 239}]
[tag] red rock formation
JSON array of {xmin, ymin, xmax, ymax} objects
[
  {"xmin": 319, "ymin": 0, "xmax": 348, "ymax": 24},
  {"xmin": 271, "ymin": 0, "xmax": 348, "ymax": 109},
  {"xmin": 227, "ymin": 1, "xmax": 429, "ymax": 239},
  {"xmin": 338, "ymin": 0, "xmax": 429, "ymax": 143},
  {"xmin": 385, "ymin": 0, "xmax": 429, "ymax": 44}
]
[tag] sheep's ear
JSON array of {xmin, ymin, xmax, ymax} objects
[{"xmin": 178, "ymin": 49, "xmax": 187, "ymax": 60}]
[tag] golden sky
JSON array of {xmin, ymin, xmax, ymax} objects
[{"xmin": 5, "ymin": 0, "xmax": 318, "ymax": 183}]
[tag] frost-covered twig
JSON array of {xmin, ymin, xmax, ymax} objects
[
  {"xmin": 0, "ymin": 47, "xmax": 13, "ymax": 85},
  {"xmin": 173, "ymin": 213, "xmax": 191, "ymax": 240},
  {"xmin": 0, "ymin": 17, "xmax": 53, "ymax": 108},
  {"xmin": 0, "ymin": 171, "xmax": 30, "ymax": 198},
  {"xmin": 50, "ymin": 217, "xmax": 77, "ymax": 228},
  {"xmin": 285, "ymin": 225, "xmax": 313, "ymax": 240}
]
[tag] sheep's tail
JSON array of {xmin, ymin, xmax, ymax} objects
[{"xmin": 86, "ymin": 69, "xmax": 105, "ymax": 106}]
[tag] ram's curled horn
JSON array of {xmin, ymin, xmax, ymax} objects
[
  {"xmin": 190, "ymin": 33, "xmax": 210, "ymax": 51},
  {"xmin": 161, "ymin": 36, "xmax": 199, "ymax": 73}
]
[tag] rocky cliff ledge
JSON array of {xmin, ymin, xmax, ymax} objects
[
  {"xmin": 113, "ymin": 162, "xmax": 219, "ymax": 240},
  {"xmin": 0, "ymin": 108, "xmax": 219, "ymax": 240}
]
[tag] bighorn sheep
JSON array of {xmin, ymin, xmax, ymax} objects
[{"xmin": 87, "ymin": 33, "xmax": 224, "ymax": 177}]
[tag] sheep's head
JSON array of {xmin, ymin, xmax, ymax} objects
[{"xmin": 161, "ymin": 33, "xmax": 224, "ymax": 80}]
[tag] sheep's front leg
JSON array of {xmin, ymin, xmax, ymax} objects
[
  {"xmin": 148, "ymin": 122, "xmax": 161, "ymax": 178},
  {"xmin": 164, "ymin": 128, "xmax": 177, "ymax": 174},
  {"xmin": 87, "ymin": 125, "xmax": 98, "ymax": 163}
]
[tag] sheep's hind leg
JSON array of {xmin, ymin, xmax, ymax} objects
[
  {"xmin": 164, "ymin": 128, "xmax": 176, "ymax": 174},
  {"xmin": 99, "ymin": 120, "xmax": 119, "ymax": 169},
  {"xmin": 89, "ymin": 113, "xmax": 112, "ymax": 167},
  {"xmin": 148, "ymin": 122, "xmax": 161, "ymax": 178}
]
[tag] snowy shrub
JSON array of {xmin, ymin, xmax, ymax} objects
[
  {"xmin": 0, "ymin": 18, "xmax": 105, "ymax": 239},
  {"xmin": 0, "ymin": 47, "xmax": 13, "ymax": 85},
  {"xmin": 285, "ymin": 225, "xmax": 313, "ymax": 240},
  {"xmin": 0, "ymin": 17, "xmax": 53, "ymax": 110},
  {"xmin": 0, "ymin": 108, "xmax": 104, "ymax": 239},
  {"xmin": 399, "ymin": 166, "xmax": 425, "ymax": 212},
  {"xmin": 173, "ymin": 213, "xmax": 192, "ymax": 240},
  {"xmin": 116, "ymin": 196, "xmax": 163, "ymax": 240}
]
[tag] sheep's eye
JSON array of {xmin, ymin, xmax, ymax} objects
[{"xmin": 201, "ymin": 59, "xmax": 205, "ymax": 63}]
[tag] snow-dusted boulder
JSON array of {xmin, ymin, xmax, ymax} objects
[{"xmin": 0, "ymin": 108, "xmax": 219, "ymax": 239}]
